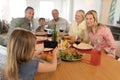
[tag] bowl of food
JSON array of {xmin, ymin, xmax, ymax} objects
[
  {"xmin": 59, "ymin": 48, "xmax": 83, "ymax": 61},
  {"xmin": 39, "ymin": 50, "xmax": 61, "ymax": 64}
]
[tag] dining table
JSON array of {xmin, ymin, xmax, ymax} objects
[
  {"xmin": 34, "ymin": 52, "xmax": 120, "ymax": 80},
  {"xmin": 35, "ymin": 32, "xmax": 120, "ymax": 80}
]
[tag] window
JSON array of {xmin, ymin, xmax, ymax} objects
[
  {"xmin": 10, "ymin": 0, "xmax": 26, "ymax": 18},
  {"xmin": 39, "ymin": 1, "xmax": 55, "ymax": 20},
  {"xmin": 0, "ymin": 0, "xmax": 4, "ymax": 19}
]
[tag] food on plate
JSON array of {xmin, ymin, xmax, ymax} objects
[
  {"xmin": 64, "ymin": 36, "xmax": 75, "ymax": 44},
  {"xmin": 46, "ymin": 52, "xmax": 53, "ymax": 62},
  {"xmin": 73, "ymin": 43, "xmax": 93, "ymax": 50},
  {"xmin": 59, "ymin": 48, "xmax": 83, "ymax": 61},
  {"xmin": 41, "ymin": 51, "xmax": 59, "ymax": 62},
  {"xmin": 41, "ymin": 51, "xmax": 47, "ymax": 59},
  {"xmin": 58, "ymin": 39, "xmax": 70, "ymax": 50},
  {"xmin": 62, "ymin": 40, "xmax": 68, "ymax": 49}
]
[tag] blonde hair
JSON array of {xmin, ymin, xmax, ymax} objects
[
  {"xmin": 6, "ymin": 29, "xmax": 36, "ymax": 80},
  {"xmin": 76, "ymin": 9, "xmax": 85, "ymax": 20},
  {"xmin": 85, "ymin": 10, "xmax": 100, "ymax": 33}
]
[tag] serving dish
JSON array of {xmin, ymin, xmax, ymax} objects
[
  {"xmin": 73, "ymin": 43, "xmax": 93, "ymax": 50},
  {"xmin": 59, "ymin": 48, "xmax": 83, "ymax": 62}
]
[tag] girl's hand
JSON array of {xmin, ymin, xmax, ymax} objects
[
  {"xmin": 53, "ymin": 47, "xmax": 58, "ymax": 57},
  {"xmin": 51, "ymin": 47, "xmax": 58, "ymax": 63},
  {"xmin": 33, "ymin": 49, "xmax": 43, "ymax": 58}
]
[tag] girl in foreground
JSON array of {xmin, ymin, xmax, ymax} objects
[{"xmin": 6, "ymin": 29, "xmax": 58, "ymax": 80}]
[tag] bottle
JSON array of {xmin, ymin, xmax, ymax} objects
[{"xmin": 52, "ymin": 24, "xmax": 57, "ymax": 41}]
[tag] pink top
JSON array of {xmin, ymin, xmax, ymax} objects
[{"xmin": 88, "ymin": 25, "xmax": 115, "ymax": 56}]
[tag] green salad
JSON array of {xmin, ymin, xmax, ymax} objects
[{"xmin": 59, "ymin": 48, "xmax": 83, "ymax": 61}]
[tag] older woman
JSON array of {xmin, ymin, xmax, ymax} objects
[
  {"xmin": 68, "ymin": 10, "xmax": 89, "ymax": 43},
  {"xmin": 85, "ymin": 10, "xmax": 115, "ymax": 58}
]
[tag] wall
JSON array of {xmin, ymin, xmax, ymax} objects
[
  {"xmin": 114, "ymin": 0, "xmax": 120, "ymax": 24},
  {"xmin": 26, "ymin": 0, "xmax": 40, "ymax": 18},
  {"xmin": 1, "ymin": 0, "xmax": 120, "ymax": 26},
  {"xmin": 72, "ymin": 0, "xmax": 102, "ymax": 21},
  {"xmin": 100, "ymin": 0, "xmax": 120, "ymax": 25},
  {"xmin": 100, "ymin": 0, "xmax": 112, "ymax": 24},
  {"xmin": 0, "ymin": 0, "xmax": 102, "ymax": 23},
  {"xmin": 0, "ymin": 0, "xmax": 10, "ymax": 21}
]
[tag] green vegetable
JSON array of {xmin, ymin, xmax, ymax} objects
[{"xmin": 59, "ymin": 51, "xmax": 83, "ymax": 61}]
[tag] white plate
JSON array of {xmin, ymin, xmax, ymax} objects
[
  {"xmin": 36, "ymin": 32, "xmax": 47, "ymax": 36},
  {"xmin": 73, "ymin": 43, "xmax": 93, "ymax": 50},
  {"xmin": 44, "ymin": 48, "xmax": 53, "ymax": 51},
  {"xmin": 61, "ymin": 57, "xmax": 82, "ymax": 62},
  {"xmin": 36, "ymin": 36, "xmax": 47, "ymax": 41}
]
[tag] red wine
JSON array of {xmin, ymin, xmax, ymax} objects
[
  {"xmin": 59, "ymin": 29, "xmax": 64, "ymax": 32},
  {"xmin": 47, "ymin": 34, "xmax": 52, "ymax": 37},
  {"xmin": 75, "ymin": 41, "xmax": 80, "ymax": 45},
  {"xmin": 44, "ymin": 29, "xmax": 47, "ymax": 32}
]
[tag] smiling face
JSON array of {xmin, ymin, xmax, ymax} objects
[
  {"xmin": 85, "ymin": 14, "xmax": 95, "ymax": 28},
  {"xmin": 75, "ymin": 12, "xmax": 83, "ymax": 23},
  {"xmin": 52, "ymin": 9, "xmax": 59, "ymax": 21},
  {"xmin": 75, "ymin": 10, "xmax": 85, "ymax": 24},
  {"xmin": 25, "ymin": 8, "xmax": 34, "ymax": 21},
  {"xmin": 39, "ymin": 19, "xmax": 46, "ymax": 26},
  {"xmin": 85, "ymin": 10, "xmax": 98, "ymax": 28}
]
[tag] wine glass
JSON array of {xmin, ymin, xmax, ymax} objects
[
  {"xmin": 44, "ymin": 25, "xmax": 48, "ymax": 32},
  {"xmin": 59, "ymin": 27, "xmax": 64, "ymax": 32},
  {"xmin": 47, "ymin": 28, "xmax": 52, "ymax": 37},
  {"xmin": 74, "ymin": 36, "xmax": 81, "ymax": 45}
]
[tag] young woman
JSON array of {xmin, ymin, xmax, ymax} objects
[
  {"xmin": 85, "ymin": 10, "xmax": 115, "ymax": 58},
  {"xmin": 6, "ymin": 29, "xmax": 58, "ymax": 80}
]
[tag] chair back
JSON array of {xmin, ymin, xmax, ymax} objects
[{"xmin": 115, "ymin": 41, "xmax": 120, "ymax": 58}]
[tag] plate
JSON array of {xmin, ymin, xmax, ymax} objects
[
  {"xmin": 36, "ymin": 36, "xmax": 47, "ymax": 41},
  {"xmin": 38, "ymin": 58, "xmax": 61, "ymax": 64},
  {"xmin": 44, "ymin": 48, "xmax": 53, "ymax": 51},
  {"xmin": 59, "ymin": 51, "xmax": 83, "ymax": 62},
  {"xmin": 58, "ymin": 32, "xmax": 68, "ymax": 36},
  {"xmin": 61, "ymin": 57, "xmax": 82, "ymax": 62},
  {"xmin": 73, "ymin": 43, "xmax": 93, "ymax": 50},
  {"xmin": 36, "ymin": 32, "xmax": 47, "ymax": 36}
]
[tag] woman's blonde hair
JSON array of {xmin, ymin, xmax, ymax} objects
[
  {"xmin": 6, "ymin": 29, "xmax": 36, "ymax": 80},
  {"xmin": 76, "ymin": 9, "xmax": 85, "ymax": 21},
  {"xmin": 86, "ymin": 10, "xmax": 98, "ymax": 26},
  {"xmin": 85, "ymin": 10, "xmax": 101, "ymax": 33}
]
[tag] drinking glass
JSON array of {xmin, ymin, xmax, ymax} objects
[
  {"xmin": 74, "ymin": 36, "xmax": 81, "ymax": 45},
  {"xmin": 47, "ymin": 28, "xmax": 52, "ymax": 37},
  {"xmin": 59, "ymin": 27, "xmax": 64, "ymax": 32},
  {"xmin": 90, "ymin": 48, "xmax": 101, "ymax": 66},
  {"xmin": 59, "ymin": 26, "xmax": 64, "ymax": 32},
  {"xmin": 44, "ymin": 25, "xmax": 48, "ymax": 32}
]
